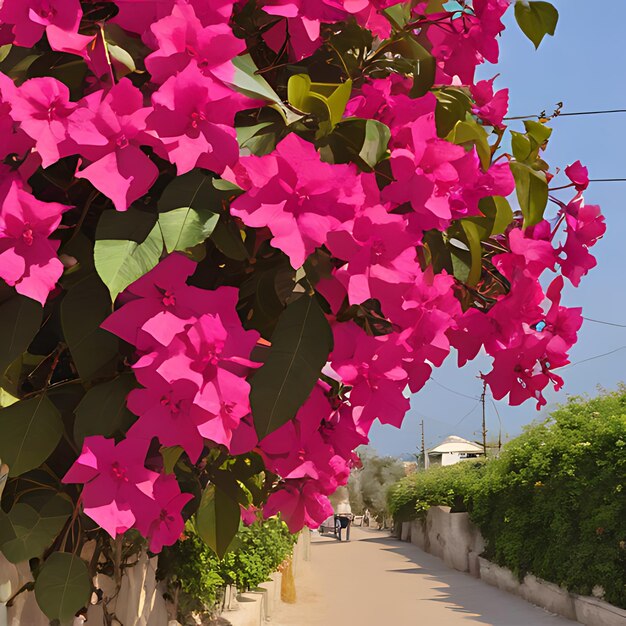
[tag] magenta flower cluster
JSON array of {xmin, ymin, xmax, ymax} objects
[{"xmin": 0, "ymin": 0, "xmax": 605, "ymax": 545}]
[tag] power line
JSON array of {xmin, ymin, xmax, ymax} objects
[
  {"xmin": 454, "ymin": 401, "xmax": 481, "ymax": 426},
  {"xmin": 564, "ymin": 345, "xmax": 626, "ymax": 369},
  {"xmin": 589, "ymin": 178, "xmax": 626, "ymax": 183},
  {"xmin": 583, "ymin": 316, "xmax": 626, "ymax": 329},
  {"xmin": 504, "ymin": 108, "xmax": 626, "ymax": 121},
  {"xmin": 429, "ymin": 377, "xmax": 480, "ymax": 401}
]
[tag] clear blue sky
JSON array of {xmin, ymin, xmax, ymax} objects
[{"xmin": 369, "ymin": 0, "xmax": 626, "ymax": 457}]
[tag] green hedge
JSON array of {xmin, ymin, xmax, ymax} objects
[
  {"xmin": 158, "ymin": 518, "xmax": 297, "ymax": 622},
  {"xmin": 389, "ymin": 388, "xmax": 626, "ymax": 608}
]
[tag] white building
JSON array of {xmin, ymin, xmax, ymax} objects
[{"xmin": 428, "ymin": 435, "xmax": 484, "ymax": 467}]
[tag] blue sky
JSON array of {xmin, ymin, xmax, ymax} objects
[{"xmin": 369, "ymin": 0, "xmax": 626, "ymax": 456}]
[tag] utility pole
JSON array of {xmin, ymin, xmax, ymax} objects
[
  {"xmin": 420, "ymin": 419, "xmax": 427, "ymax": 469},
  {"xmin": 481, "ymin": 380, "xmax": 487, "ymax": 457}
]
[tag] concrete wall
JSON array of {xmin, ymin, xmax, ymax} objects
[
  {"xmin": 404, "ymin": 506, "xmax": 484, "ymax": 577},
  {"xmin": 399, "ymin": 508, "xmax": 626, "ymax": 626}
]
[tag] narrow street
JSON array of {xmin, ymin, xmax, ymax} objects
[{"xmin": 273, "ymin": 528, "xmax": 573, "ymax": 625}]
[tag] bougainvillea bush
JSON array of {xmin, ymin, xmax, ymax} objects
[{"xmin": 0, "ymin": 0, "xmax": 606, "ymax": 620}]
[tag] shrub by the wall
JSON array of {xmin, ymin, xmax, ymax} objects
[
  {"xmin": 158, "ymin": 518, "xmax": 296, "ymax": 623},
  {"xmin": 388, "ymin": 388, "xmax": 626, "ymax": 608}
]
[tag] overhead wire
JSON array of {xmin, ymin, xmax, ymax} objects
[
  {"xmin": 428, "ymin": 377, "xmax": 481, "ymax": 401},
  {"xmin": 563, "ymin": 345, "xmax": 626, "ymax": 369},
  {"xmin": 582, "ymin": 316, "xmax": 626, "ymax": 328}
]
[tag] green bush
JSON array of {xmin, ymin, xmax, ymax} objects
[
  {"xmin": 158, "ymin": 518, "xmax": 297, "ymax": 623},
  {"xmin": 388, "ymin": 459, "xmax": 485, "ymax": 520},
  {"xmin": 388, "ymin": 388, "xmax": 626, "ymax": 608}
]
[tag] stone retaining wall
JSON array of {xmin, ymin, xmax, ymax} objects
[{"xmin": 399, "ymin": 508, "xmax": 626, "ymax": 626}]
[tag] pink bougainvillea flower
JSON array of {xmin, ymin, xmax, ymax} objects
[
  {"xmin": 541, "ymin": 276, "xmax": 582, "ymax": 367},
  {"xmin": 383, "ymin": 115, "xmax": 466, "ymax": 231},
  {"xmin": 147, "ymin": 63, "xmax": 239, "ymax": 175},
  {"xmin": 326, "ymin": 205, "xmax": 420, "ymax": 305},
  {"xmin": 193, "ymin": 368, "xmax": 252, "ymax": 448},
  {"xmin": 424, "ymin": 0, "xmax": 509, "ymax": 84},
  {"xmin": 63, "ymin": 436, "xmax": 159, "ymax": 537},
  {"xmin": 145, "ymin": 2, "xmax": 244, "ymax": 85},
  {"xmin": 330, "ymin": 323, "xmax": 411, "ymax": 428},
  {"xmin": 113, "ymin": 0, "xmax": 235, "ymax": 35},
  {"xmin": 0, "ymin": 0, "xmax": 82, "ymax": 47},
  {"xmin": 102, "ymin": 253, "xmax": 213, "ymax": 347},
  {"xmin": 0, "ymin": 182, "xmax": 69, "ymax": 304},
  {"xmin": 264, "ymin": 479, "xmax": 334, "ymax": 533},
  {"xmin": 559, "ymin": 200, "xmax": 606, "ymax": 287},
  {"xmin": 564, "ymin": 160, "xmax": 589, "ymax": 192},
  {"xmin": 71, "ymin": 79, "xmax": 158, "ymax": 211},
  {"xmin": 470, "ymin": 77, "xmax": 509, "ymax": 128},
  {"xmin": 156, "ymin": 309, "xmax": 259, "ymax": 388},
  {"xmin": 133, "ymin": 474, "xmax": 193, "ymax": 553},
  {"xmin": 230, "ymin": 134, "xmax": 365, "ymax": 268},
  {"xmin": 8, "ymin": 77, "xmax": 79, "ymax": 168},
  {"xmin": 483, "ymin": 333, "xmax": 553, "ymax": 409},
  {"xmin": 127, "ymin": 372, "xmax": 208, "ymax": 463}
]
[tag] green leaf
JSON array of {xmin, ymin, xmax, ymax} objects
[
  {"xmin": 34, "ymin": 552, "xmax": 91, "ymax": 623},
  {"xmin": 0, "ymin": 494, "xmax": 72, "ymax": 563},
  {"xmin": 161, "ymin": 446, "xmax": 184, "ymax": 474},
  {"xmin": 434, "ymin": 87, "xmax": 473, "ymax": 137},
  {"xmin": 159, "ymin": 208, "xmax": 218, "ymax": 253},
  {"xmin": 0, "ymin": 395, "xmax": 63, "ymax": 476},
  {"xmin": 94, "ymin": 209, "xmax": 163, "ymax": 301},
  {"xmin": 196, "ymin": 484, "xmax": 241, "ymax": 558},
  {"xmin": 475, "ymin": 196, "xmax": 514, "ymax": 236},
  {"xmin": 408, "ymin": 41, "xmax": 436, "ymax": 99},
  {"xmin": 460, "ymin": 221, "xmax": 483, "ymax": 286},
  {"xmin": 510, "ymin": 161, "xmax": 549, "ymax": 227},
  {"xmin": 211, "ymin": 216, "xmax": 249, "ymax": 261},
  {"xmin": 61, "ymin": 272, "xmax": 118, "ymax": 379},
  {"xmin": 228, "ymin": 55, "xmax": 298, "ymax": 124},
  {"xmin": 288, "ymin": 74, "xmax": 352, "ymax": 135},
  {"xmin": 250, "ymin": 295, "xmax": 333, "ymax": 439},
  {"xmin": 157, "ymin": 171, "xmax": 220, "ymax": 252},
  {"xmin": 359, "ymin": 120, "xmax": 391, "ymax": 168},
  {"xmin": 0, "ymin": 45, "xmax": 12, "ymax": 64},
  {"xmin": 515, "ymin": 1, "xmax": 558, "ymax": 49},
  {"xmin": 447, "ymin": 119, "xmax": 491, "ymax": 170},
  {"xmin": 523, "ymin": 119, "xmax": 552, "ymax": 145},
  {"xmin": 73, "ymin": 374, "xmax": 137, "ymax": 447},
  {"xmin": 0, "ymin": 295, "xmax": 42, "ymax": 374}
]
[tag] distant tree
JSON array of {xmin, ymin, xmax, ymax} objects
[{"xmin": 348, "ymin": 448, "xmax": 405, "ymax": 527}]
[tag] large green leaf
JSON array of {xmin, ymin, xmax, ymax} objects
[
  {"xmin": 434, "ymin": 87, "xmax": 473, "ymax": 137},
  {"xmin": 447, "ymin": 119, "xmax": 491, "ymax": 170},
  {"xmin": 228, "ymin": 54, "xmax": 299, "ymax": 124},
  {"xmin": 359, "ymin": 120, "xmax": 391, "ymax": 168},
  {"xmin": 288, "ymin": 74, "xmax": 352, "ymax": 136},
  {"xmin": 0, "ymin": 295, "xmax": 42, "ymax": 374},
  {"xmin": 34, "ymin": 552, "xmax": 91, "ymax": 623},
  {"xmin": 157, "ymin": 171, "xmax": 220, "ymax": 253},
  {"xmin": 0, "ymin": 494, "xmax": 72, "ymax": 563},
  {"xmin": 460, "ymin": 221, "xmax": 483, "ymax": 287},
  {"xmin": 510, "ymin": 161, "xmax": 549, "ymax": 227},
  {"xmin": 94, "ymin": 209, "xmax": 163, "ymax": 301},
  {"xmin": 514, "ymin": 1, "xmax": 559, "ymax": 49},
  {"xmin": 73, "ymin": 374, "xmax": 137, "ymax": 447},
  {"xmin": 196, "ymin": 483, "xmax": 241, "ymax": 558},
  {"xmin": 0, "ymin": 395, "xmax": 63, "ymax": 476},
  {"xmin": 250, "ymin": 295, "xmax": 333, "ymax": 439},
  {"xmin": 61, "ymin": 272, "xmax": 118, "ymax": 380}
]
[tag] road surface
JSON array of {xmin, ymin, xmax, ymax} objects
[{"xmin": 272, "ymin": 527, "xmax": 573, "ymax": 625}]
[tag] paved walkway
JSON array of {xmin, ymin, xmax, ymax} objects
[{"xmin": 272, "ymin": 527, "xmax": 573, "ymax": 625}]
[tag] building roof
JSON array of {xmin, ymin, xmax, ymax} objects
[{"xmin": 428, "ymin": 435, "xmax": 484, "ymax": 454}]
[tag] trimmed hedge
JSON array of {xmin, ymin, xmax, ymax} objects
[
  {"xmin": 158, "ymin": 518, "xmax": 297, "ymax": 622},
  {"xmin": 388, "ymin": 388, "xmax": 626, "ymax": 608}
]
